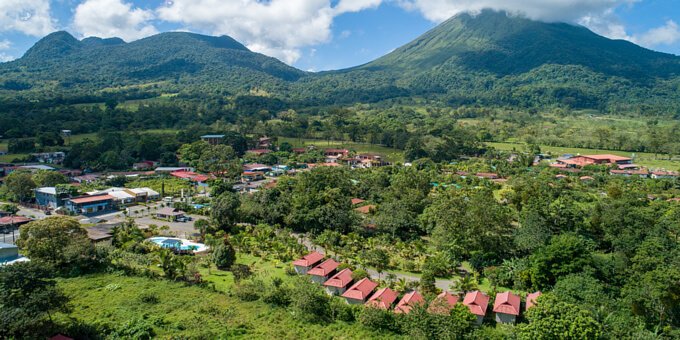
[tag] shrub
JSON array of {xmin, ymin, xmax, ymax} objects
[
  {"xmin": 358, "ymin": 307, "xmax": 397, "ymax": 332},
  {"xmin": 289, "ymin": 277, "xmax": 330, "ymax": 323},
  {"xmin": 233, "ymin": 277, "xmax": 264, "ymax": 302},
  {"xmin": 329, "ymin": 298, "xmax": 359, "ymax": 322},
  {"xmin": 262, "ymin": 277, "xmax": 291, "ymax": 306},
  {"xmin": 212, "ymin": 241, "xmax": 236, "ymax": 270},
  {"xmin": 110, "ymin": 318, "xmax": 155, "ymax": 340},
  {"xmin": 351, "ymin": 268, "xmax": 370, "ymax": 281},
  {"xmin": 230, "ymin": 264, "xmax": 252, "ymax": 283},
  {"xmin": 138, "ymin": 292, "xmax": 160, "ymax": 304}
]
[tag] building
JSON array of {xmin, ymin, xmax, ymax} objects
[
  {"xmin": 246, "ymin": 149, "xmax": 272, "ymax": 156},
  {"xmin": 243, "ymin": 163, "xmax": 272, "ymax": 172},
  {"xmin": 292, "ymin": 251, "xmax": 325, "ymax": 274},
  {"xmin": 609, "ymin": 169, "xmax": 650, "ymax": 178},
  {"xmin": 35, "ymin": 187, "xmax": 68, "ymax": 209},
  {"xmin": 324, "ymin": 149, "xmax": 350, "ymax": 157},
  {"xmin": 558, "ymin": 154, "xmax": 633, "ymax": 168},
  {"xmin": 200, "ymin": 135, "xmax": 225, "ymax": 146},
  {"xmin": 31, "ymin": 152, "xmax": 66, "ymax": 164},
  {"xmin": 155, "ymin": 167, "xmax": 195, "ymax": 173},
  {"xmin": 323, "ymin": 268, "xmax": 353, "ymax": 296},
  {"xmin": 493, "ymin": 291, "xmax": 521, "ymax": 324},
  {"xmin": 242, "ymin": 171, "xmax": 265, "ymax": 183},
  {"xmin": 354, "ymin": 205, "xmax": 376, "ymax": 215},
  {"xmin": 394, "ymin": 291, "xmax": 424, "ymax": 314},
  {"xmin": 526, "ymin": 291, "xmax": 542, "ymax": 311},
  {"xmin": 170, "ymin": 171, "xmax": 210, "ymax": 183},
  {"xmin": 366, "ymin": 287, "xmax": 398, "ymax": 310},
  {"xmin": 19, "ymin": 164, "xmax": 56, "ymax": 172},
  {"xmin": 342, "ymin": 277, "xmax": 378, "ymax": 304},
  {"xmin": 463, "ymin": 291, "xmax": 490, "ymax": 325},
  {"xmin": 351, "ymin": 198, "xmax": 366, "ymax": 206},
  {"xmin": 428, "ymin": 291, "xmax": 460, "ymax": 315},
  {"xmin": 0, "ymin": 216, "xmax": 32, "ymax": 229},
  {"xmin": 0, "ymin": 242, "xmax": 28, "ymax": 265},
  {"xmin": 132, "ymin": 161, "xmax": 159, "ymax": 170},
  {"xmin": 86, "ymin": 228, "xmax": 114, "ymax": 245},
  {"xmin": 307, "ymin": 258, "xmax": 340, "ymax": 284},
  {"xmin": 258, "ymin": 136, "xmax": 273, "ymax": 148},
  {"xmin": 156, "ymin": 207, "xmax": 186, "ymax": 221},
  {"xmin": 476, "ymin": 173, "xmax": 499, "ymax": 180},
  {"xmin": 66, "ymin": 195, "xmax": 115, "ymax": 215},
  {"xmin": 651, "ymin": 170, "xmax": 680, "ymax": 179}
]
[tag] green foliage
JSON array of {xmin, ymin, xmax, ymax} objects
[
  {"xmin": 517, "ymin": 294, "xmax": 602, "ymax": 339},
  {"xmin": 529, "ymin": 234, "xmax": 594, "ymax": 289},
  {"xmin": 212, "ymin": 240, "xmax": 237, "ymax": 270},
  {"xmin": 211, "ymin": 192, "xmax": 241, "ymax": 231},
  {"xmin": 4, "ymin": 171, "xmax": 36, "ymax": 202},
  {"xmin": 358, "ymin": 306, "xmax": 397, "ymax": 332},
  {"xmin": 32, "ymin": 170, "xmax": 68, "ymax": 187},
  {"xmin": 288, "ymin": 277, "xmax": 330, "ymax": 323},
  {"xmin": 399, "ymin": 304, "xmax": 476, "ymax": 339}
]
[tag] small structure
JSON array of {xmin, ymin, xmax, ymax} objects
[
  {"xmin": 557, "ymin": 154, "xmax": 632, "ymax": 168},
  {"xmin": 200, "ymin": 134, "xmax": 225, "ymax": 146},
  {"xmin": 0, "ymin": 216, "xmax": 32, "ymax": 229},
  {"xmin": 0, "ymin": 242, "xmax": 28, "ymax": 265},
  {"xmin": 493, "ymin": 291, "xmax": 521, "ymax": 324},
  {"xmin": 156, "ymin": 207, "xmax": 186, "ymax": 221},
  {"xmin": 354, "ymin": 205, "xmax": 376, "ymax": 215},
  {"xmin": 365, "ymin": 287, "xmax": 398, "ymax": 310},
  {"xmin": 463, "ymin": 291, "xmax": 490, "ymax": 325},
  {"xmin": 155, "ymin": 167, "xmax": 195, "ymax": 173},
  {"xmin": 132, "ymin": 161, "xmax": 158, "ymax": 170},
  {"xmin": 323, "ymin": 268, "xmax": 353, "ymax": 296},
  {"xmin": 394, "ymin": 291, "xmax": 425, "ymax": 314},
  {"xmin": 243, "ymin": 163, "xmax": 272, "ymax": 172},
  {"xmin": 476, "ymin": 173, "xmax": 499, "ymax": 180},
  {"xmin": 351, "ymin": 198, "xmax": 366, "ymax": 205},
  {"xmin": 86, "ymin": 228, "xmax": 114, "ymax": 245},
  {"xmin": 651, "ymin": 170, "xmax": 680, "ymax": 179},
  {"xmin": 31, "ymin": 152, "xmax": 66, "ymax": 164},
  {"xmin": 66, "ymin": 195, "xmax": 114, "ymax": 215},
  {"xmin": 342, "ymin": 277, "xmax": 378, "ymax": 304},
  {"xmin": 428, "ymin": 291, "xmax": 460, "ymax": 315},
  {"xmin": 292, "ymin": 251, "xmax": 325, "ymax": 274},
  {"xmin": 307, "ymin": 258, "xmax": 340, "ymax": 284},
  {"xmin": 526, "ymin": 291, "xmax": 542, "ymax": 311},
  {"xmin": 242, "ymin": 171, "xmax": 265, "ymax": 183}
]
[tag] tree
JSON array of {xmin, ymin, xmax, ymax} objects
[
  {"xmin": 211, "ymin": 192, "xmax": 240, "ymax": 231},
  {"xmin": 450, "ymin": 274, "xmax": 478, "ymax": 294},
  {"xmin": 420, "ymin": 269, "xmax": 437, "ymax": 295},
  {"xmin": 0, "ymin": 262, "xmax": 69, "ymax": 339},
  {"xmin": 17, "ymin": 217, "xmax": 95, "ymax": 273},
  {"xmin": 289, "ymin": 277, "xmax": 330, "ymax": 323},
  {"xmin": 364, "ymin": 248, "xmax": 389, "ymax": 279},
  {"xmin": 32, "ymin": 170, "xmax": 68, "ymax": 187},
  {"xmin": 529, "ymin": 234, "xmax": 593, "ymax": 289},
  {"xmin": 212, "ymin": 239, "xmax": 236, "ymax": 270},
  {"xmin": 516, "ymin": 294, "xmax": 602, "ymax": 339},
  {"xmin": 0, "ymin": 203, "xmax": 19, "ymax": 215},
  {"xmin": 4, "ymin": 171, "xmax": 36, "ymax": 202},
  {"xmin": 401, "ymin": 303, "xmax": 476, "ymax": 339},
  {"xmin": 193, "ymin": 219, "xmax": 212, "ymax": 241}
]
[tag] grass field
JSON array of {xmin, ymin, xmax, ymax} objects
[
  {"xmin": 279, "ymin": 137, "xmax": 405, "ymax": 163},
  {"xmin": 55, "ymin": 254, "xmax": 394, "ymax": 339},
  {"xmin": 488, "ymin": 142, "xmax": 680, "ymax": 170}
]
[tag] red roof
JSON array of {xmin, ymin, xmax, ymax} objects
[
  {"xmin": 428, "ymin": 291, "xmax": 460, "ymax": 315},
  {"xmin": 354, "ymin": 205, "xmax": 376, "ymax": 214},
  {"xmin": 394, "ymin": 291, "xmax": 425, "ymax": 314},
  {"xmin": 171, "ymin": 171, "xmax": 210, "ymax": 182},
  {"xmin": 526, "ymin": 291, "xmax": 542, "ymax": 310},
  {"xmin": 50, "ymin": 335, "xmax": 74, "ymax": 340},
  {"xmin": 323, "ymin": 268, "xmax": 353, "ymax": 288},
  {"xmin": 292, "ymin": 251, "xmax": 325, "ymax": 268},
  {"xmin": 307, "ymin": 258, "xmax": 340, "ymax": 277},
  {"xmin": 351, "ymin": 198, "xmax": 366, "ymax": 205},
  {"xmin": 584, "ymin": 154, "xmax": 631, "ymax": 162},
  {"xmin": 342, "ymin": 278, "xmax": 378, "ymax": 301},
  {"xmin": 493, "ymin": 291, "xmax": 521, "ymax": 316},
  {"xmin": 0, "ymin": 216, "xmax": 32, "ymax": 225},
  {"xmin": 579, "ymin": 176, "xmax": 594, "ymax": 181},
  {"xmin": 69, "ymin": 194, "xmax": 114, "ymax": 204},
  {"xmin": 476, "ymin": 173, "xmax": 499, "ymax": 179},
  {"xmin": 463, "ymin": 291, "xmax": 490, "ymax": 316},
  {"xmin": 366, "ymin": 287, "xmax": 398, "ymax": 310}
]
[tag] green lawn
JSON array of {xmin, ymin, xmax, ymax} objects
[
  {"xmin": 488, "ymin": 142, "xmax": 680, "ymax": 170},
  {"xmin": 55, "ymin": 265, "xmax": 394, "ymax": 339},
  {"xmin": 279, "ymin": 137, "xmax": 405, "ymax": 163}
]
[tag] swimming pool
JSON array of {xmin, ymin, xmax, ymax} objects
[{"xmin": 147, "ymin": 237, "xmax": 209, "ymax": 253}]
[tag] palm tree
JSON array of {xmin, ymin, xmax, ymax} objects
[
  {"xmin": 394, "ymin": 278, "xmax": 409, "ymax": 294},
  {"xmin": 450, "ymin": 274, "xmax": 478, "ymax": 295}
]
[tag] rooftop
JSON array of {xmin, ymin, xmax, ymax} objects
[
  {"xmin": 68, "ymin": 195, "xmax": 114, "ymax": 205},
  {"xmin": 526, "ymin": 291, "xmax": 542, "ymax": 310},
  {"xmin": 292, "ymin": 251, "xmax": 325, "ymax": 268},
  {"xmin": 342, "ymin": 278, "xmax": 378, "ymax": 301},
  {"xmin": 307, "ymin": 258, "xmax": 340, "ymax": 277},
  {"xmin": 36, "ymin": 187, "xmax": 57, "ymax": 195},
  {"xmin": 366, "ymin": 287, "xmax": 398, "ymax": 310},
  {"xmin": 394, "ymin": 291, "xmax": 424, "ymax": 314},
  {"xmin": 323, "ymin": 268, "xmax": 353, "ymax": 288},
  {"xmin": 463, "ymin": 291, "xmax": 490, "ymax": 316},
  {"xmin": 428, "ymin": 291, "xmax": 459, "ymax": 314},
  {"xmin": 493, "ymin": 291, "xmax": 521, "ymax": 316}
]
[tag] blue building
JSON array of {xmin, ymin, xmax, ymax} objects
[
  {"xmin": 35, "ymin": 187, "xmax": 68, "ymax": 209},
  {"xmin": 66, "ymin": 194, "xmax": 115, "ymax": 215}
]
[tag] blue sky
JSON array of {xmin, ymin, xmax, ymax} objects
[{"xmin": 0, "ymin": 0, "xmax": 679, "ymax": 71}]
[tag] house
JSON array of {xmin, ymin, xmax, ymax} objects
[
  {"xmin": 365, "ymin": 287, "xmax": 398, "ymax": 310},
  {"xmin": 323, "ymin": 268, "xmax": 353, "ymax": 296},
  {"xmin": 526, "ymin": 291, "xmax": 542, "ymax": 311},
  {"xmin": 242, "ymin": 171, "xmax": 265, "ymax": 183},
  {"xmin": 128, "ymin": 187, "xmax": 160, "ymax": 202},
  {"xmin": 66, "ymin": 195, "xmax": 114, "ymax": 215},
  {"xmin": 86, "ymin": 228, "xmax": 114, "ymax": 245},
  {"xmin": 19, "ymin": 164, "xmax": 56, "ymax": 172},
  {"xmin": 579, "ymin": 176, "xmax": 595, "ymax": 181},
  {"xmin": 170, "ymin": 170, "xmax": 210, "ymax": 183},
  {"xmin": 307, "ymin": 258, "xmax": 340, "ymax": 284},
  {"xmin": 493, "ymin": 291, "xmax": 521, "ymax": 324},
  {"xmin": 258, "ymin": 136, "xmax": 273, "ymax": 148},
  {"xmin": 354, "ymin": 205, "xmax": 376, "ymax": 215},
  {"xmin": 351, "ymin": 198, "xmax": 366, "ymax": 205},
  {"xmin": 463, "ymin": 291, "xmax": 490, "ymax": 325},
  {"xmin": 132, "ymin": 161, "xmax": 158, "ymax": 170},
  {"xmin": 428, "ymin": 291, "xmax": 459, "ymax": 315},
  {"xmin": 342, "ymin": 277, "xmax": 378, "ymax": 304},
  {"xmin": 31, "ymin": 152, "xmax": 66, "ymax": 164},
  {"xmin": 609, "ymin": 169, "xmax": 650, "ymax": 178},
  {"xmin": 72, "ymin": 174, "xmax": 100, "ymax": 184},
  {"xmin": 243, "ymin": 163, "xmax": 271, "ymax": 172},
  {"xmin": 0, "ymin": 216, "xmax": 32, "ymax": 229},
  {"xmin": 292, "ymin": 251, "xmax": 325, "ymax": 274},
  {"xmin": 558, "ymin": 154, "xmax": 632, "ymax": 168},
  {"xmin": 476, "ymin": 173, "xmax": 499, "ymax": 180},
  {"xmin": 106, "ymin": 190, "xmax": 137, "ymax": 206},
  {"xmin": 200, "ymin": 134, "xmax": 225, "ymax": 146},
  {"xmin": 0, "ymin": 242, "xmax": 28, "ymax": 265},
  {"xmin": 35, "ymin": 187, "xmax": 68, "ymax": 209},
  {"xmin": 156, "ymin": 207, "xmax": 186, "ymax": 221},
  {"xmin": 651, "ymin": 170, "xmax": 680, "ymax": 179},
  {"xmin": 324, "ymin": 149, "xmax": 350, "ymax": 157},
  {"xmin": 155, "ymin": 167, "xmax": 195, "ymax": 173},
  {"xmin": 394, "ymin": 291, "xmax": 425, "ymax": 314}
]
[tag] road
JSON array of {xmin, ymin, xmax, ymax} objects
[{"xmin": 295, "ymin": 234, "xmax": 456, "ymax": 291}]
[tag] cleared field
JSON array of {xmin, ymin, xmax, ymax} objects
[
  {"xmin": 488, "ymin": 142, "xmax": 680, "ymax": 170},
  {"xmin": 279, "ymin": 137, "xmax": 405, "ymax": 163}
]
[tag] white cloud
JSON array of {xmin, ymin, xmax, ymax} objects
[
  {"xmin": 73, "ymin": 0, "xmax": 158, "ymax": 41},
  {"xmin": 633, "ymin": 20, "xmax": 680, "ymax": 47},
  {"xmin": 0, "ymin": 53, "xmax": 15, "ymax": 62},
  {"xmin": 157, "ymin": 0, "xmax": 382, "ymax": 64},
  {"xmin": 396, "ymin": 0, "xmax": 638, "ymax": 23},
  {"xmin": 0, "ymin": 0, "xmax": 55, "ymax": 36},
  {"xmin": 0, "ymin": 39, "xmax": 11, "ymax": 50}
]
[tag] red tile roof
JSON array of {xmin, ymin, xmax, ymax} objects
[
  {"xmin": 394, "ymin": 291, "xmax": 425, "ymax": 314},
  {"xmin": 354, "ymin": 205, "xmax": 376, "ymax": 214},
  {"xmin": 526, "ymin": 291, "xmax": 542, "ymax": 310},
  {"xmin": 323, "ymin": 268, "xmax": 353, "ymax": 288},
  {"xmin": 0, "ymin": 216, "xmax": 32, "ymax": 225},
  {"xmin": 307, "ymin": 258, "xmax": 340, "ymax": 277},
  {"xmin": 583, "ymin": 154, "xmax": 631, "ymax": 162},
  {"xmin": 342, "ymin": 278, "xmax": 378, "ymax": 301},
  {"xmin": 428, "ymin": 291, "xmax": 460, "ymax": 314},
  {"xmin": 351, "ymin": 198, "xmax": 366, "ymax": 205},
  {"xmin": 292, "ymin": 251, "xmax": 325, "ymax": 268},
  {"xmin": 463, "ymin": 291, "xmax": 490, "ymax": 317},
  {"xmin": 366, "ymin": 287, "xmax": 398, "ymax": 310},
  {"xmin": 69, "ymin": 194, "xmax": 114, "ymax": 204},
  {"xmin": 493, "ymin": 291, "xmax": 521, "ymax": 316}
]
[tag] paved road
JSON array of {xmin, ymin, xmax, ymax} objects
[{"xmin": 295, "ymin": 234, "xmax": 456, "ymax": 291}]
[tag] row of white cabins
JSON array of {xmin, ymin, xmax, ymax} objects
[{"xmin": 293, "ymin": 251, "xmax": 540, "ymax": 324}]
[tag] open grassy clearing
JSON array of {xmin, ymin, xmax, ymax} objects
[
  {"xmin": 279, "ymin": 137, "xmax": 405, "ymax": 163},
  {"xmin": 488, "ymin": 141, "xmax": 680, "ymax": 170}
]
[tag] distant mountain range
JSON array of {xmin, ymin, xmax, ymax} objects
[{"xmin": 2, "ymin": 10, "xmax": 680, "ymax": 111}]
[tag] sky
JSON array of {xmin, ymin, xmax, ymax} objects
[{"xmin": 0, "ymin": 0, "xmax": 679, "ymax": 71}]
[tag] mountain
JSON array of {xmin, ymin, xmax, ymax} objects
[
  {"xmin": 2, "ymin": 11, "xmax": 680, "ymax": 111},
  {"xmin": 0, "ymin": 31, "xmax": 305, "ymax": 98}
]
